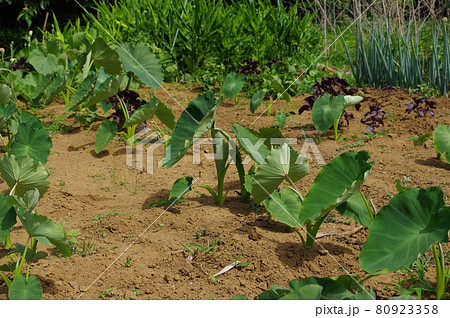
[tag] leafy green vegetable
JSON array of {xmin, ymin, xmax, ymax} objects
[
  {"xmin": 17, "ymin": 207, "xmax": 71, "ymax": 257},
  {"xmin": 169, "ymin": 176, "xmax": 193, "ymax": 202},
  {"xmin": 311, "ymin": 94, "xmax": 346, "ymax": 133},
  {"xmin": 0, "ymin": 193, "xmax": 16, "ymax": 242}
]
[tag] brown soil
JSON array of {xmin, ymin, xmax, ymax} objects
[{"xmin": 0, "ymin": 84, "xmax": 449, "ymax": 300}]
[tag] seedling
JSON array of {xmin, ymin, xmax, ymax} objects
[
  {"xmin": 98, "ymin": 289, "xmax": 116, "ymax": 299},
  {"xmin": 89, "ymin": 209, "xmax": 125, "ymax": 221}
]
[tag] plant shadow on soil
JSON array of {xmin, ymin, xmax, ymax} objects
[{"xmin": 415, "ymin": 157, "xmax": 450, "ymax": 170}]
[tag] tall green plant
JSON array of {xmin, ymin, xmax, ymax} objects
[{"xmin": 344, "ymin": 21, "xmax": 449, "ymax": 96}]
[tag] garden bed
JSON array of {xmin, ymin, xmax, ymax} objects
[{"xmin": 0, "ymin": 84, "xmax": 449, "ymax": 300}]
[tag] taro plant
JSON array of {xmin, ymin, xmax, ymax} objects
[
  {"xmin": 161, "ymin": 92, "xmax": 240, "ymax": 205},
  {"xmin": 298, "ymin": 76, "xmax": 363, "ymax": 140},
  {"xmin": 310, "ymin": 94, "xmax": 363, "ymax": 140},
  {"xmin": 264, "ymin": 150, "xmax": 373, "ymax": 247},
  {"xmin": 94, "ymin": 90, "xmax": 175, "ymax": 153},
  {"xmin": 0, "ymin": 109, "xmax": 71, "ymax": 300},
  {"xmin": 359, "ymin": 186, "xmax": 450, "ymax": 300},
  {"xmin": 414, "ymin": 124, "xmax": 450, "ymax": 162},
  {"xmin": 232, "ymin": 275, "xmax": 377, "ymax": 300},
  {"xmin": 222, "ymin": 72, "xmax": 244, "ymax": 104},
  {"xmin": 231, "ymin": 124, "xmax": 309, "ymax": 203},
  {"xmin": 249, "ymin": 76, "xmax": 292, "ymax": 116}
]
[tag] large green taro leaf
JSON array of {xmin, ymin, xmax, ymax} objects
[
  {"xmin": 162, "ymin": 92, "xmax": 217, "ymax": 167},
  {"xmin": 84, "ymin": 68, "xmax": 122, "ymax": 108},
  {"xmin": 95, "ymin": 120, "xmax": 118, "ymax": 154},
  {"xmin": 66, "ymin": 74, "xmax": 96, "ymax": 110},
  {"xmin": 8, "ymin": 275, "xmax": 42, "ymax": 300},
  {"xmin": 336, "ymin": 191, "xmax": 372, "ymax": 227},
  {"xmin": 0, "ymin": 193, "xmax": 16, "ymax": 242},
  {"xmin": 117, "ymin": 42, "xmax": 163, "ymax": 89},
  {"xmin": 123, "ymin": 100, "xmax": 175, "ymax": 131},
  {"xmin": 89, "ymin": 37, "xmax": 122, "ymax": 75},
  {"xmin": 360, "ymin": 187, "xmax": 450, "ymax": 273},
  {"xmin": 231, "ymin": 124, "xmax": 270, "ymax": 164},
  {"xmin": 9, "ymin": 121, "xmax": 52, "ymax": 164},
  {"xmin": 28, "ymin": 48, "xmax": 59, "ymax": 75},
  {"xmin": 311, "ymin": 94, "xmax": 345, "ymax": 133},
  {"xmin": 433, "ymin": 124, "xmax": 450, "ymax": 163},
  {"xmin": 299, "ymin": 151, "xmax": 372, "ymax": 224},
  {"xmin": 249, "ymin": 90, "xmax": 266, "ymax": 114},
  {"xmin": 0, "ymin": 84, "xmax": 11, "ymax": 105},
  {"xmin": 223, "ymin": 72, "xmax": 244, "ymax": 99},
  {"xmin": 266, "ymin": 187, "xmax": 302, "ymax": 227},
  {"xmin": 16, "ymin": 206, "xmax": 71, "ymax": 257},
  {"xmin": 0, "ymin": 154, "xmax": 50, "ymax": 198},
  {"xmin": 251, "ymin": 143, "xmax": 309, "ymax": 204}
]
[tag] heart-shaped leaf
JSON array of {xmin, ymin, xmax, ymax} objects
[
  {"xmin": 265, "ymin": 188, "xmax": 302, "ymax": 227},
  {"xmin": 250, "ymin": 90, "xmax": 266, "ymax": 114},
  {"xmin": 311, "ymin": 94, "xmax": 345, "ymax": 133},
  {"xmin": 117, "ymin": 43, "xmax": 163, "ymax": 89},
  {"xmin": 163, "ymin": 92, "xmax": 217, "ymax": 167},
  {"xmin": 8, "ymin": 275, "xmax": 42, "ymax": 300},
  {"xmin": 123, "ymin": 99, "xmax": 159, "ymax": 128},
  {"xmin": 0, "ymin": 84, "xmax": 11, "ymax": 105},
  {"xmin": 8, "ymin": 189, "xmax": 40, "ymax": 211},
  {"xmin": 336, "ymin": 191, "xmax": 373, "ymax": 227},
  {"xmin": 84, "ymin": 69, "xmax": 122, "ymax": 108},
  {"xmin": 251, "ymin": 144, "xmax": 309, "ymax": 204},
  {"xmin": 89, "ymin": 37, "xmax": 122, "ymax": 75},
  {"xmin": 29, "ymin": 48, "xmax": 59, "ymax": 75},
  {"xmin": 231, "ymin": 124, "xmax": 270, "ymax": 164},
  {"xmin": 433, "ymin": 124, "xmax": 450, "ymax": 162},
  {"xmin": 9, "ymin": 121, "xmax": 52, "ymax": 164},
  {"xmin": 360, "ymin": 187, "xmax": 450, "ymax": 273},
  {"xmin": 300, "ymin": 151, "xmax": 372, "ymax": 224},
  {"xmin": 223, "ymin": 72, "xmax": 244, "ymax": 99},
  {"xmin": 0, "ymin": 154, "xmax": 50, "ymax": 198}
]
